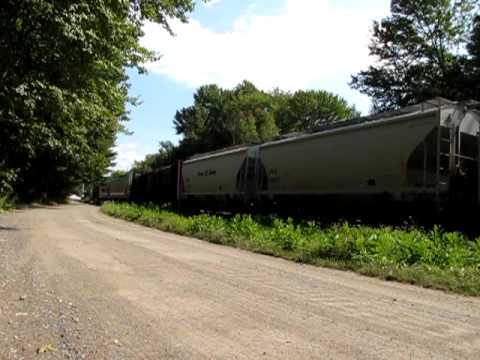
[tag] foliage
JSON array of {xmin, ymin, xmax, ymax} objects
[
  {"xmin": 0, "ymin": 194, "xmax": 14, "ymax": 213},
  {"xmin": 470, "ymin": 15, "xmax": 480, "ymax": 64},
  {"xmin": 273, "ymin": 89, "xmax": 360, "ymax": 133},
  {"xmin": 173, "ymin": 81, "xmax": 358, "ymax": 158},
  {"xmin": 351, "ymin": 0, "xmax": 480, "ymax": 112},
  {"xmin": 174, "ymin": 82, "xmax": 277, "ymax": 156},
  {"xmin": 133, "ymin": 141, "xmax": 176, "ymax": 174},
  {"xmin": 465, "ymin": 15, "xmax": 480, "ymax": 97},
  {"xmin": 102, "ymin": 202, "xmax": 480, "ymax": 295},
  {"xmin": 109, "ymin": 170, "xmax": 129, "ymax": 179},
  {"xmin": 0, "ymin": 0, "xmax": 195, "ymax": 200}
]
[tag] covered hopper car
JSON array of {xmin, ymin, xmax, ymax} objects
[
  {"xmin": 98, "ymin": 98, "xmax": 480, "ymax": 214},
  {"xmin": 98, "ymin": 171, "xmax": 133, "ymax": 201}
]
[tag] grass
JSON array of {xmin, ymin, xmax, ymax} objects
[
  {"xmin": 101, "ymin": 201, "xmax": 480, "ymax": 296},
  {"xmin": 0, "ymin": 194, "xmax": 14, "ymax": 213}
]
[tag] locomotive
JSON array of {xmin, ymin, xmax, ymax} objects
[{"xmin": 97, "ymin": 98, "xmax": 480, "ymax": 214}]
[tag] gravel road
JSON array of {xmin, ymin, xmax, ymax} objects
[{"xmin": 0, "ymin": 203, "xmax": 479, "ymax": 359}]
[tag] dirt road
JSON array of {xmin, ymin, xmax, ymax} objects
[{"xmin": 0, "ymin": 203, "xmax": 479, "ymax": 359}]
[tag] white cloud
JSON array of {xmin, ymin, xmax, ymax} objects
[
  {"xmin": 142, "ymin": 0, "xmax": 390, "ymax": 114},
  {"xmin": 113, "ymin": 143, "xmax": 148, "ymax": 171}
]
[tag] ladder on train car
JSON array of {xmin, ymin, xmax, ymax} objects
[{"xmin": 438, "ymin": 113, "xmax": 480, "ymax": 207}]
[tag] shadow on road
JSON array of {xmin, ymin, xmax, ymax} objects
[{"xmin": 0, "ymin": 225, "xmax": 18, "ymax": 231}]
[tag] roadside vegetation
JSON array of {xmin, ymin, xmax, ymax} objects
[
  {"xmin": 102, "ymin": 202, "xmax": 480, "ymax": 296},
  {"xmin": 0, "ymin": 194, "xmax": 14, "ymax": 213}
]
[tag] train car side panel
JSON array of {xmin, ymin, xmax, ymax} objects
[
  {"xmin": 181, "ymin": 148, "xmax": 247, "ymax": 198},
  {"xmin": 258, "ymin": 113, "xmax": 439, "ymax": 199}
]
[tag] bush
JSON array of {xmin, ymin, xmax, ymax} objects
[
  {"xmin": 101, "ymin": 202, "xmax": 480, "ymax": 295},
  {"xmin": 0, "ymin": 193, "xmax": 15, "ymax": 213}
]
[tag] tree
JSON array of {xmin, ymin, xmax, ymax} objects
[
  {"xmin": 174, "ymin": 82, "xmax": 279, "ymax": 156},
  {"xmin": 470, "ymin": 16, "xmax": 480, "ymax": 64},
  {"xmin": 224, "ymin": 81, "xmax": 279, "ymax": 144},
  {"xmin": 175, "ymin": 84, "xmax": 230, "ymax": 153},
  {"xmin": 465, "ymin": 15, "xmax": 480, "ymax": 99},
  {"xmin": 274, "ymin": 90, "xmax": 359, "ymax": 133},
  {"xmin": 350, "ymin": 0, "xmax": 479, "ymax": 112},
  {"xmin": 133, "ymin": 141, "xmax": 176, "ymax": 174},
  {"xmin": 0, "ymin": 0, "xmax": 195, "ymax": 200},
  {"xmin": 173, "ymin": 81, "xmax": 356, "ymax": 158}
]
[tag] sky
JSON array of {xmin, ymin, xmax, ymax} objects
[{"xmin": 114, "ymin": 0, "xmax": 391, "ymax": 171}]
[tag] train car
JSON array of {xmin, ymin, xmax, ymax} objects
[
  {"xmin": 180, "ymin": 145, "xmax": 249, "ymax": 208},
  {"xmin": 130, "ymin": 163, "xmax": 179, "ymax": 205},
  {"xmin": 180, "ymin": 98, "xmax": 480, "ymax": 212},
  {"xmin": 256, "ymin": 99, "xmax": 480, "ymax": 211},
  {"xmin": 98, "ymin": 171, "xmax": 134, "ymax": 201}
]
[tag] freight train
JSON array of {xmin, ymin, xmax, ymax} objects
[{"xmin": 97, "ymin": 98, "xmax": 480, "ymax": 214}]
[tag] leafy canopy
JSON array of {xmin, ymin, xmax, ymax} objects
[
  {"xmin": 171, "ymin": 81, "xmax": 358, "ymax": 160},
  {"xmin": 351, "ymin": 0, "xmax": 480, "ymax": 112},
  {"xmin": 133, "ymin": 141, "xmax": 176, "ymax": 173},
  {"xmin": 0, "ymin": 0, "xmax": 195, "ymax": 200}
]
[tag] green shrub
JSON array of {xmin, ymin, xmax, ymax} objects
[
  {"xmin": 0, "ymin": 193, "xmax": 14, "ymax": 213},
  {"xmin": 100, "ymin": 201, "xmax": 480, "ymax": 296}
]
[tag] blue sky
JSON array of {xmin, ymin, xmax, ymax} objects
[{"xmin": 114, "ymin": 0, "xmax": 390, "ymax": 170}]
